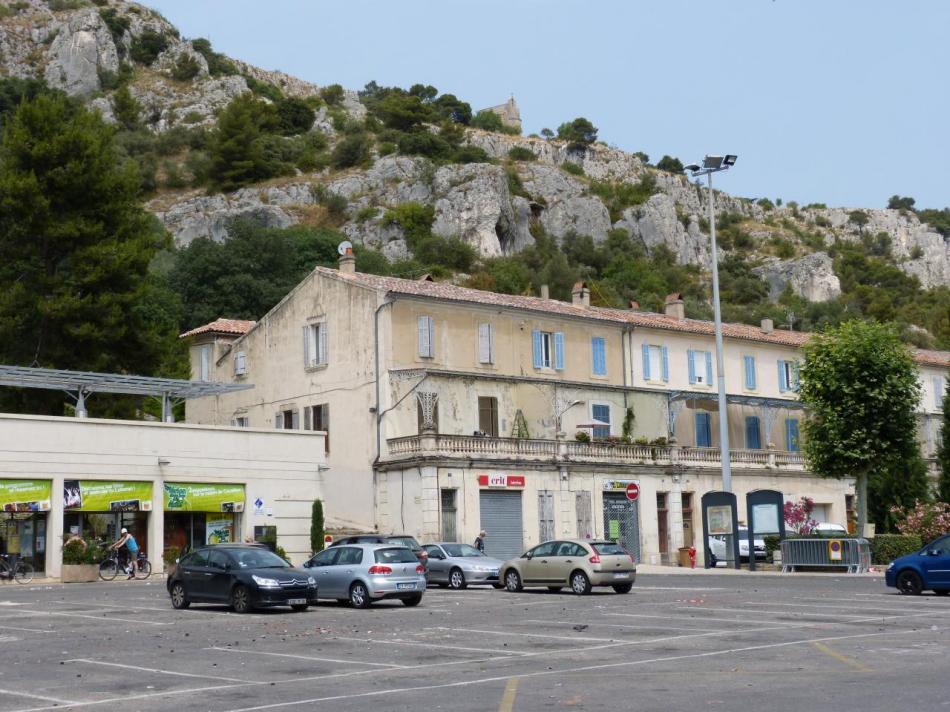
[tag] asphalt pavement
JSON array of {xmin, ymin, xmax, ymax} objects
[{"xmin": 0, "ymin": 572, "xmax": 945, "ymax": 711}]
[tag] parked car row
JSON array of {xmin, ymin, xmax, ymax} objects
[{"xmin": 166, "ymin": 537, "xmax": 638, "ymax": 612}]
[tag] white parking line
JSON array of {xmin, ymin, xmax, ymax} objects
[
  {"xmin": 0, "ymin": 624, "xmax": 53, "ymax": 633},
  {"xmin": 66, "ymin": 659, "xmax": 259, "ymax": 684},
  {"xmin": 0, "ymin": 687, "xmax": 76, "ymax": 706},
  {"xmin": 744, "ymin": 600, "xmax": 923, "ymax": 615},
  {"xmin": 0, "ymin": 609, "xmax": 171, "ymax": 626},
  {"xmin": 677, "ymin": 606, "xmax": 868, "ymax": 619},
  {"xmin": 330, "ymin": 635, "xmax": 531, "ymax": 656},
  {"xmin": 429, "ymin": 626, "xmax": 617, "ymax": 643},
  {"xmin": 521, "ymin": 619, "xmax": 725, "ymax": 633},
  {"xmin": 603, "ymin": 611, "xmax": 802, "ymax": 627},
  {"xmin": 207, "ymin": 647, "xmax": 410, "ymax": 668}
]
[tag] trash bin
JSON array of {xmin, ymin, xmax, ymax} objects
[{"xmin": 678, "ymin": 547, "xmax": 692, "ymax": 567}]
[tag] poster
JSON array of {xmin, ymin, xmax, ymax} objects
[
  {"xmin": 164, "ymin": 483, "xmax": 246, "ymax": 512},
  {"xmin": 63, "ymin": 480, "xmax": 153, "ymax": 512},
  {"xmin": 0, "ymin": 480, "xmax": 52, "ymax": 512},
  {"xmin": 608, "ymin": 519, "xmax": 621, "ymax": 539},
  {"xmin": 752, "ymin": 503, "xmax": 780, "ymax": 534},
  {"xmin": 205, "ymin": 516, "xmax": 235, "ymax": 545},
  {"xmin": 707, "ymin": 505, "xmax": 733, "ymax": 535}
]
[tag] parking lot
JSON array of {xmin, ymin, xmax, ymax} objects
[{"xmin": 0, "ymin": 573, "xmax": 947, "ymax": 711}]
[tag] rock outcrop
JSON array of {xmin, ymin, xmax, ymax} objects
[{"xmin": 754, "ymin": 252, "xmax": 842, "ymax": 302}]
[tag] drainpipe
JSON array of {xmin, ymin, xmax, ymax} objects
[{"xmin": 374, "ymin": 297, "xmax": 393, "ymax": 527}]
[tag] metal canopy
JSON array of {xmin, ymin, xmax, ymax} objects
[{"xmin": 668, "ymin": 390, "xmax": 805, "ymax": 410}]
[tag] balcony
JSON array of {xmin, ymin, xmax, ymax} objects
[{"xmin": 385, "ymin": 434, "xmax": 806, "ymax": 471}]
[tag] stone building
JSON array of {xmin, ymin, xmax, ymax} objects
[{"xmin": 480, "ymin": 96, "xmax": 522, "ymax": 132}]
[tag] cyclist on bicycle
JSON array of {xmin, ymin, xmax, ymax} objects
[{"xmin": 112, "ymin": 528, "xmax": 138, "ymax": 579}]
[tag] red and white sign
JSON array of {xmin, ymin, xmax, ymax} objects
[
  {"xmin": 324, "ymin": 534, "xmax": 333, "ymax": 544},
  {"xmin": 625, "ymin": 482, "xmax": 640, "ymax": 501},
  {"xmin": 478, "ymin": 474, "xmax": 526, "ymax": 488}
]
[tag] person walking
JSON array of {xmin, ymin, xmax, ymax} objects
[
  {"xmin": 474, "ymin": 530, "xmax": 486, "ymax": 553},
  {"xmin": 112, "ymin": 528, "xmax": 138, "ymax": 579}
]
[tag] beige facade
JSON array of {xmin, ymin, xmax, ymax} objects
[{"xmin": 183, "ymin": 263, "xmax": 947, "ymax": 566}]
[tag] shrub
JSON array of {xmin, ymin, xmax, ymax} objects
[
  {"xmin": 355, "ymin": 206, "xmax": 380, "ymax": 222},
  {"xmin": 784, "ymin": 496, "xmax": 818, "ymax": 535},
  {"xmin": 891, "ymin": 500, "xmax": 950, "ymax": 543},
  {"xmin": 655, "ymin": 155, "xmax": 683, "ymax": 173},
  {"xmin": 130, "ymin": 30, "xmax": 168, "ymax": 65},
  {"xmin": 383, "ymin": 202, "xmax": 435, "ymax": 246},
  {"xmin": 320, "ymin": 84, "xmax": 345, "ymax": 106},
  {"xmin": 589, "ymin": 175, "xmax": 658, "ymax": 221},
  {"xmin": 48, "ymin": 0, "xmax": 87, "ymax": 10},
  {"xmin": 99, "ymin": 8, "xmax": 130, "ymax": 50},
  {"xmin": 757, "ymin": 197, "xmax": 775, "ymax": 211},
  {"xmin": 275, "ymin": 97, "xmax": 316, "ymax": 136},
  {"xmin": 163, "ymin": 546, "xmax": 181, "ymax": 568},
  {"xmin": 910, "ymin": 245, "xmax": 924, "ymax": 259},
  {"xmin": 562, "ymin": 161, "xmax": 584, "ymax": 176},
  {"xmin": 191, "ymin": 38, "xmax": 238, "ymax": 77},
  {"xmin": 170, "ymin": 53, "xmax": 201, "ymax": 82},
  {"xmin": 243, "ymin": 74, "xmax": 283, "ymax": 102},
  {"xmin": 451, "ymin": 145, "xmax": 490, "ymax": 164},
  {"xmin": 507, "ymin": 146, "xmax": 536, "ymax": 162},
  {"xmin": 330, "ymin": 132, "xmax": 372, "ymax": 169},
  {"xmin": 764, "ymin": 535, "xmax": 781, "ymax": 558},
  {"xmin": 870, "ymin": 534, "xmax": 922, "ymax": 564},
  {"xmin": 471, "ymin": 109, "xmax": 505, "ymax": 132},
  {"xmin": 557, "ymin": 117, "xmax": 597, "ymax": 150},
  {"xmin": 574, "ymin": 431, "xmax": 591, "ymax": 443}
]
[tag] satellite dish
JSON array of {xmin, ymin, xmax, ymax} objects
[{"xmin": 337, "ymin": 240, "xmax": 353, "ymax": 256}]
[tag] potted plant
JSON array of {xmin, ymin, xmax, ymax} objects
[
  {"xmin": 61, "ymin": 536, "xmax": 101, "ymax": 583},
  {"xmin": 574, "ymin": 431, "xmax": 590, "ymax": 443},
  {"xmin": 163, "ymin": 546, "xmax": 181, "ymax": 577}
]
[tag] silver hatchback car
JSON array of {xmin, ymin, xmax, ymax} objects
[
  {"xmin": 423, "ymin": 542, "xmax": 505, "ymax": 589},
  {"xmin": 303, "ymin": 543, "xmax": 427, "ymax": 608}
]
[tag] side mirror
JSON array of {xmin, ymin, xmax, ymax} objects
[
  {"xmin": 525, "ymin": 553, "xmax": 533, "ymax": 560},
  {"xmin": 303, "ymin": 560, "xmax": 312, "ymax": 568},
  {"xmin": 927, "ymin": 549, "xmax": 940, "ymax": 557}
]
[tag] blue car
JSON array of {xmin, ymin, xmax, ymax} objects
[{"xmin": 885, "ymin": 534, "xmax": 950, "ymax": 596}]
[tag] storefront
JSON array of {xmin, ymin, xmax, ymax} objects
[
  {"xmin": 61, "ymin": 480, "xmax": 152, "ymax": 557},
  {"xmin": 477, "ymin": 474, "xmax": 525, "ymax": 561},
  {"xmin": 163, "ymin": 482, "xmax": 246, "ymax": 553},
  {"xmin": 0, "ymin": 479, "xmax": 51, "ymax": 573},
  {"xmin": 602, "ymin": 479, "xmax": 641, "ymax": 562}
]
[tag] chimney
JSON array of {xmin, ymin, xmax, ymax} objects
[
  {"xmin": 540, "ymin": 284, "xmax": 550, "ymax": 300},
  {"xmin": 664, "ymin": 292, "xmax": 685, "ymax": 320},
  {"xmin": 338, "ymin": 246, "xmax": 356, "ymax": 274},
  {"xmin": 571, "ymin": 281, "xmax": 590, "ymax": 308},
  {"xmin": 760, "ymin": 318, "xmax": 774, "ymax": 334}
]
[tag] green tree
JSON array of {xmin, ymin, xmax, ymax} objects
[
  {"xmin": 799, "ymin": 320, "xmax": 924, "ymax": 536},
  {"xmin": 887, "ymin": 195, "xmax": 916, "ymax": 211},
  {"xmin": 0, "ymin": 94, "xmax": 178, "ymax": 414},
  {"xmin": 330, "ymin": 132, "xmax": 371, "ymax": 169},
  {"xmin": 310, "ymin": 499, "xmax": 325, "ymax": 554},
  {"xmin": 112, "ymin": 84, "xmax": 141, "ymax": 131},
  {"xmin": 938, "ymin": 381, "xmax": 950, "ymax": 503},
  {"xmin": 275, "ymin": 97, "xmax": 316, "ymax": 136},
  {"xmin": 556, "ymin": 117, "xmax": 598, "ymax": 150},
  {"xmin": 655, "ymin": 155, "xmax": 684, "ymax": 173},
  {"xmin": 470, "ymin": 109, "xmax": 506, "ymax": 132},
  {"xmin": 170, "ymin": 53, "xmax": 201, "ymax": 82},
  {"xmin": 207, "ymin": 94, "xmax": 284, "ymax": 191},
  {"xmin": 129, "ymin": 29, "xmax": 168, "ymax": 65},
  {"xmin": 319, "ymin": 84, "xmax": 345, "ymax": 106}
]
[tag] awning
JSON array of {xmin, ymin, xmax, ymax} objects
[{"xmin": 668, "ymin": 390, "xmax": 805, "ymax": 410}]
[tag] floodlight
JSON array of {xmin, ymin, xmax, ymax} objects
[
  {"xmin": 703, "ymin": 155, "xmax": 725, "ymax": 170},
  {"xmin": 723, "ymin": 154, "xmax": 738, "ymax": 166},
  {"xmin": 684, "ymin": 163, "xmax": 701, "ymax": 173}
]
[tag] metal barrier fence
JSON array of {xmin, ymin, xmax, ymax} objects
[{"xmin": 780, "ymin": 537, "xmax": 871, "ymax": 573}]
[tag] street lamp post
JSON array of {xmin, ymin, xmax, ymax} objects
[{"xmin": 684, "ymin": 155, "xmax": 737, "ymax": 492}]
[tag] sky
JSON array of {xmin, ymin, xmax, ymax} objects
[{"xmin": 145, "ymin": 0, "xmax": 950, "ymax": 211}]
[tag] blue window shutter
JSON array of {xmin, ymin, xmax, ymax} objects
[
  {"xmin": 687, "ymin": 349, "xmax": 696, "ymax": 384},
  {"xmin": 592, "ymin": 337, "xmax": 606, "ymax": 376},
  {"xmin": 696, "ymin": 412, "xmax": 711, "ymax": 447},
  {"xmin": 554, "ymin": 332, "xmax": 565, "ymax": 370},
  {"xmin": 746, "ymin": 416, "xmax": 761, "ymax": 450},
  {"xmin": 786, "ymin": 418, "xmax": 800, "ymax": 451},
  {"xmin": 532, "ymin": 330, "xmax": 542, "ymax": 369},
  {"xmin": 778, "ymin": 360, "xmax": 788, "ymax": 392},
  {"xmin": 641, "ymin": 344, "xmax": 651, "ymax": 380},
  {"xmin": 661, "ymin": 346, "xmax": 669, "ymax": 382},
  {"xmin": 744, "ymin": 356, "xmax": 756, "ymax": 390},
  {"xmin": 705, "ymin": 351, "xmax": 713, "ymax": 387}
]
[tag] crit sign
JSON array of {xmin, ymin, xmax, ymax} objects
[{"xmin": 625, "ymin": 482, "xmax": 640, "ymax": 501}]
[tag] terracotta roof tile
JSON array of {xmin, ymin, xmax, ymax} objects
[{"xmin": 179, "ymin": 318, "xmax": 256, "ymax": 339}]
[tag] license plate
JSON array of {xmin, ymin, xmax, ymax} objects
[
  {"xmin": 287, "ymin": 598, "xmax": 307, "ymax": 605},
  {"xmin": 397, "ymin": 583, "xmax": 416, "ymax": 590},
  {"xmin": 613, "ymin": 573, "xmax": 628, "ymax": 579}
]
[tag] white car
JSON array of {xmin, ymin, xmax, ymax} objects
[
  {"xmin": 813, "ymin": 522, "xmax": 849, "ymax": 536},
  {"xmin": 708, "ymin": 526, "xmax": 766, "ymax": 565}
]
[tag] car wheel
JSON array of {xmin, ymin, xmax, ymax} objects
[
  {"xmin": 231, "ymin": 585, "xmax": 253, "ymax": 613},
  {"xmin": 547, "ymin": 586, "xmax": 563, "ymax": 592},
  {"xmin": 504, "ymin": 569, "xmax": 522, "ymax": 592},
  {"xmin": 613, "ymin": 583, "xmax": 633, "ymax": 594},
  {"xmin": 169, "ymin": 582, "xmax": 190, "ymax": 609},
  {"xmin": 402, "ymin": 594, "xmax": 423, "ymax": 607},
  {"xmin": 448, "ymin": 568, "xmax": 467, "ymax": 590},
  {"xmin": 570, "ymin": 570, "xmax": 592, "ymax": 595},
  {"xmin": 934, "ymin": 589, "xmax": 949, "ymax": 597},
  {"xmin": 350, "ymin": 582, "xmax": 371, "ymax": 609},
  {"xmin": 291, "ymin": 603, "xmax": 309, "ymax": 612},
  {"xmin": 896, "ymin": 570, "xmax": 924, "ymax": 596}
]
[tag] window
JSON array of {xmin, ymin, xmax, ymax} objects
[
  {"xmin": 532, "ymin": 330, "xmax": 564, "ymax": 370},
  {"xmin": 309, "ymin": 548, "xmax": 340, "ymax": 567},
  {"xmin": 528, "ymin": 541, "xmax": 558, "ymax": 557},
  {"xmin": 591, "ymin": 336, "xmax": 607, "ymax": 376},
  {"xmin": 845, "ymin": 494, "xmax": 855, "ymax": 535},
  {"xmin": 207, "ymin": 550, "xmax": 230, "ymax": 570},
  {"xmin": 303, "ymin": 323, "xmax": 328, "ymax": 368},
  {"xmin": 745, "ymin": 415, "xmax": 762, "ymax": 450},
  {"xmin": 695, "ymin": 411, "xmax": 712, "ymax": 447},
  {"xmin": 478, "ymin": 323, "xmax": 494, "ymax": 364},
  {"xmin": 275, "ymin": 408, "xmax": 297, "ymax": 429},
  {"xmin": 440, "ymin": 489, "xmax": 457, "ymax": 541},
  {"xmin": 785, "ymin": 418, "xmax": 800, "ymax": 451},
  {"xmin": 198, "ymin": 344, "xmax": 211, "ymax": 382},
  {"xmin": 778, "ymin": 360, "xmax": 800, "ymax": 392},
  {"xmin": 231, "ymin": 416, "xmax": 249, "ymax": 428},
  {"xmin": 688, "ymin": 349, "xmax": 713, "ymax": 386},
  {"xmin": 743, "ymin": 355, "xmax": 757, "ymax": 390},
  {"xmin": 418, "ymin": 315, "xmax": 435, "ymax": 358},
  {"xmin": 304, "ymin": 404, "xmax": 330, "ymax": 453},
  {"xmin": 234, "ymin": 350, "xmax": 247, "ymax": 377},
  {"xmin": 934, "ymin": 376, "xmax": 946, "ymax": 410},
  {"xmin": 641, "ymin": 344, "xmax": 669, "ymax": 382},
  {"xmin": 591, "ymin": 403, "xmax": 611, "ymax": 439},
  {"xmin": 478, "ymin": 396, "xmax": 498, "ymax": 437},
  {"xmin": 337, "ymin": 547, "xmax": 364, "ymax": 565}
]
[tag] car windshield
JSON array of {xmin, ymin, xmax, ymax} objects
[
  {"xmin": 443, "ymin": 544, "xmax": 484, "ymax": 557},
  {"xmin": 375, "ymin": 547, "xmax": 418, "ymax": 564},
  {"xmin": 591, "ymin": 542, "xmax": 626, "ymax": 556},
  {"xmin": 386, "ymin": 536, "xmax": 420, "ymax": 550},
  {"xmin": 232, "ymin": 549, "xmax": 290, "ymax": 569}
]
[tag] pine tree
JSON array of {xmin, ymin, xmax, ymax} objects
[
  {"xmin": 937, "ymin": 382, "xmax": 950, "ymax": 503},
  {"xmin": 208, "ymin": 93, "xmax": 281, "ymax": 192},
  {"xmin": 0, "ymin": 93, "xmax": 178, "ymax": 415}
]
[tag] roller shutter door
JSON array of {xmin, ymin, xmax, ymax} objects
[{"xmin": 479, "ymin": 490, "xmax": 523, "ymax": 561}]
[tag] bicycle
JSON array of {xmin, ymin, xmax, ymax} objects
[
  {"xmin": 99, "ymin": 549, "xmax": 151, "ymax": 581},
  {"xmin": 0, "ymin": 554, "xmax": 34, "ymax": 584}
]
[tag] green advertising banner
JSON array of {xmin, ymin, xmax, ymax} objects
[
  {"xmin": 63, "ymin": 480, "xmax": 153, "ymax": 512},
  {"xmin": 0, "ymin": 480, "xmax": 52, "ymax": 512},
  {"xmin": 164, "ymin": 483, "xmax": 245, "ymax": 513}
]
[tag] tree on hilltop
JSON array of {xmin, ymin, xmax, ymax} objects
[{"xmin": 557, "ymin": 117, "xmax": 598, "ymax": 150}]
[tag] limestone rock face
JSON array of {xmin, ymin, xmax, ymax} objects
[
  {"xmin": 617, "ymin": 193, "xmax": 711, "ymax": 266},
  {"xmin": 753, "ymin": 252, "xmax": 842, "ymax": 302},
  {"xmin": 43, "ymin": 8, "xmax": 119, "ymax": 96},
  {"xmin": 154, "ymin": 192, "xmax": 296, "ymax": 246}
]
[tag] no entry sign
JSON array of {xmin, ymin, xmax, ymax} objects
[{"xmin": 625, "ymin": 482, "xmax": 640, "ymax": 501}]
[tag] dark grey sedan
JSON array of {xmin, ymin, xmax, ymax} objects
[{"xmin": 423, "ymin": 543, "xmax": 504, "ymax": 589}]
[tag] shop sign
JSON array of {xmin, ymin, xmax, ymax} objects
[
  {"xmin": 477, "ymin": 474, "xmax": 526, "ymax": 488},
  {"xmin": 63, "ymin": 480, "xmax": 152, "ymax": 512},
  {"xmin": 206, "ymin": 516, "xmax": 235, "ymax": 544},
  {"xmin": 164, "ymin": 483, "xmax": 246, "ymax": 512},
  {"xmin": 0, "ymin": 479, "xmax": 51, "ymax": 512},
  {"xmin": 602, "ymin": 479, "xmax": 639, "ymax": 492}
]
